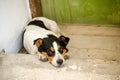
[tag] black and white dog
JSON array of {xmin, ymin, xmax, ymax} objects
[{"xmin": 23, "ymin": 17, "xmax": 70, "ymax": 67}]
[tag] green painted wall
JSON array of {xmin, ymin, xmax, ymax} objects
[{"xmin": 41, "ymin": 0, "xmax": 120, "ymax": 25}]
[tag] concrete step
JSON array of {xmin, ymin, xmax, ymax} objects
[
  {"xmin": 68, "ymin": 35, "xmax": 120, "ymax": 62},
  {"xmin": 59, "ymin": 24, "xmax": 120, "ymax": 36},
  {"xmin": 0, "ymin": 54, "xmax": 120, "ymax": 80},
  {"xmin": 60, "ymin": 24, "xmax": 120, "ymax": 62}
]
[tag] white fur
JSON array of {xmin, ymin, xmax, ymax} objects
[
  {"xmin": 23, "ymin": 17, "xmax": 64, "ymax": 67},
  {"xmin": 52, "ymin": 41, "xmax": 65, "ymax": 66}
]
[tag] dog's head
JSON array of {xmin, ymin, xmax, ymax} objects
[{"xmin": 34, "ymin": 35, "xmax": 70, "ymax": 67}]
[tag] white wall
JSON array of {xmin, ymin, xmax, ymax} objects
[{"xmin": 0, "ymin": 0, "xmax": 31, "ymax": 53}]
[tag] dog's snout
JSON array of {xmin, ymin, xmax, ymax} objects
[{"xmin": 57, "ymin": 59, "xmax": 63, "ymax": 65}]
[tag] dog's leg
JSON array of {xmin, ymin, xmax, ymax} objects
[
  {"xmin": 64, "ymin": 54, "xmax": 70, "ymax": 60},
  {"xmin": 62, "ymin": 49, "xmax": 70, "ymax": 60},
  {"xmin": 37, "ymin": 52, "xmax": 48, "ymax": 62}
]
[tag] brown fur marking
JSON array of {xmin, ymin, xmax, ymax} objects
[
  {"xmin": 62, "ymin": 49, "xmax": 67, "ymax": 57},
  {"xmin": 50, "ymin": 47, "xmax": 55, "ymax": 53},
  {"xmin": 41, "ymin": 52, "xmax": 53, "ymax": 63},
  {"xmin": 35, "ymin": 39, "xmax": 42, "ymax": 47},
  {"xmin": 61, "ymin": 37, "xmax": 67, "ymax": 45}
]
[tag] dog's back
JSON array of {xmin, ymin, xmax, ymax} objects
[{"xmin": 28, "ymin": 17, "xmax": 61, "ymax": 36}]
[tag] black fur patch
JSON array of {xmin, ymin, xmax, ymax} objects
[
  {"xmin": 59, "ymin": 35, "xmax": 70, "ymax": 47},
  {"xmin": 22, "ymin": 29, "xmax": 26, "ymax": 44},
  {"xmin": 37, "ymin": 34, "xmax": 69, "ymax": 57},
  {"xmin": 37, "ymin": 35, "xmax": 59, "ymax": 56},
  {"xmin": 34, "ymin": 34, "xmax": 70, "ymax": 58},
  {"xmin": 28, "ymin": 20, "xmax": 49, "ymax": 30}
]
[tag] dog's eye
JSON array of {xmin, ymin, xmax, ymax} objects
[
  {"xmin": 59, "ymin": 48, "xmax": 63, "ymax": 53},
  {"xmin": 47, "ymin": 49, "xmax": 55, "ymax": 56},
  {"xmin": 48, "ymin": 51, "xmax": 55, "ymax": 56}
]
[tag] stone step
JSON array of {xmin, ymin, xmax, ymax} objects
[
  {"xmin": 0, "ymin": 54, "xmax": 120, "ymax": 80},
  {"xmin": 59, "ymin": 24, "xmax": 120, "ymax": 61},
  {"xmin": 59, "ymin": 24, "xmax": 120, "ymax": 36}
]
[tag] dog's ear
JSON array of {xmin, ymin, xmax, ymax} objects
[
  {"xmin": 34, "ymin": 38, "xmax": 43, "ymax": 48},
  {"xmin": 59, "ymin": 35, "xmax": 70, "ymax": 47}
]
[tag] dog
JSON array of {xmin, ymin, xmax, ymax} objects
[{"xmin": 23, "ymin": 17, "xmax": 70, "ymax": 67}]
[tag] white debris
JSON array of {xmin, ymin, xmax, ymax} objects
[
  {"xmin": 78, "ymin": 66, "xmax": 82, "ymax": 71},
  {"xmin": 69, "ymin": 65, "xmax": 77, "ymax": 70}
]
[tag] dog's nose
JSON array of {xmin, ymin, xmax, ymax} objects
[{"xmin": 57, "ymin": 59, "xmax": 63, "ymax": 65}]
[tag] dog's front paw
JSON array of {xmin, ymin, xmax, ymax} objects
[
  {"xmin": 40, "ymin": 57, "xmax": 48, "ymax": 62},
  {"xmin": 64, "ymin": 54, "xmax": 70, "ymax": 60},
  {"xmin": 39, "ymin": 55, "xmax": 48, "ymax": 62},
  {"xmin": 38, "ymin": 53, "xmax": 48, "ymax": 62}
]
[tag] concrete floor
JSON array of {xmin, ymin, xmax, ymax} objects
[{"xmin": 0, "ymin": 24, "xmax": 120, "ymax": 80}]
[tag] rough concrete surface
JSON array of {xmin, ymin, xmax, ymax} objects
[{"xmin": 0, "ymin": 24, "xmax": 120, "ymax": 80}]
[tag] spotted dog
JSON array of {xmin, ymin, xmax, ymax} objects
[{"xmin": 23, "ymin": 17, "xmax": 70, "ymax": 67}]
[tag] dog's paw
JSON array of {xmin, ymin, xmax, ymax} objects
[
  {"xmin": 40, "ymin": 57, "xmax": 48, "ymax": 62},
  {"xmin": 64, "ymin": 54, "xmax": 70, "ymax": 60},
  {"xmin": 38, "ymin": 53, "xmax": 48, "ymax": 62}
]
